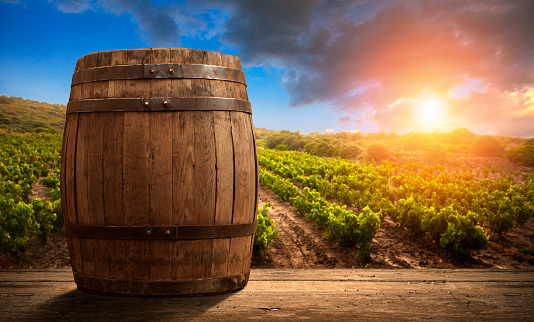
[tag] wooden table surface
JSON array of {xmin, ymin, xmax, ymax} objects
[{"xmin": 1, "ymin": 269, "xmax": 533, "ymax": 321}]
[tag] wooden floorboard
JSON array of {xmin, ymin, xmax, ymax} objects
[{"xmin": 1, "ymin": 269, "xmax": 533, "ymax": 321}]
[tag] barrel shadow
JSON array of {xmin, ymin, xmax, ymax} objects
[{"xmin": 29, "ymin": 288, "xmax": 236, "ymax": 321}]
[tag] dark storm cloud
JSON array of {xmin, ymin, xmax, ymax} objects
[{"xmin": 51, "ymin": 0, "xmax": 180, "ymax": 46}]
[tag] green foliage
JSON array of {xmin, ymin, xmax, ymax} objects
[
  {"xmin": 391, "ymin": 197, "xmax": 425, "ymax": 237},
  {"xmin": 0, "ymin": 133, "xmax": 62, "ymax": 254},
  {"xmin": 30, "ymin": 198, "xmax": 57, "ymax": 241},
  {"xmin": 440, "ymin": 212, "xmax": 488, "ymax": 257},
  {"xmin": 275, "ymin": 144, "xmax": 288, "ymax": 151},
  {"xmin": 421, "ymin": 206, "xmax": 453, "ymax": 243},
  {"xmin": 253, "ymin": 203, "xmax": 279, "ymax": 255},
  {"xmin": 507, "ymin": 145, "xmax": 534, "ymax": 167},
  {"xmin": 472, "ymin": 135, "xmax": 504, "ymax": 157},
  {"xmin": 0, "ymin": 197, "xmax": 39, "ymax": 254},
  {"xmin": 365, "ymin": 141, "xmax": 391, "ymax": 162}
]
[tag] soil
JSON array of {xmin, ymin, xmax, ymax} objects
[{"xmin": 1, "ymin": 156, "xmax": 533, "ymax": 270}]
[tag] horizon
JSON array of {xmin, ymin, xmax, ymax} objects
[{"xmin": 1, "ymin": 0, "xmax": 533, "ymax": 137}]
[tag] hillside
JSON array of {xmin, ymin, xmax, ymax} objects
[{"xmin": 0, "ymin": 96, "xmax": 66, "ymax": 135}]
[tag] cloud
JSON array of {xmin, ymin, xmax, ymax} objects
[
  {"xmin": 325, "ymin": 128, "xmax": 335, "ymax": 133},
  {"xmin": 337, "ymin": 116, "xmax": 352, "ymax": 124},
  {"xmin": 44, "ymin": 0, "xmax": 534, "ymax": 136},
  {"xmin": 50, "ymin": 0, "xmax": 185, "ymax": 46}
]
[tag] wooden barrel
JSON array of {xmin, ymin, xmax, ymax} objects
[{"xmin": 60, "ymin": 48, "xmax": 258, "ymax": 296}]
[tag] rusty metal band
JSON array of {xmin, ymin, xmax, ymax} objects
[
  {"xmin": 66, "ymin": 97, "xmax": 252, "ymax": 114},
  {"xmin": 71, "ymin": 63, "xmax": 247, "ymax": 85},
  {"xmin": 64, "ymin": 222, "xmax": 257, "ymax": 240},
  {"xmin": 73, "ymin": 271, "xmax": 250, "ymax": 296}
]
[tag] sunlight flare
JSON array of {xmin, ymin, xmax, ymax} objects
[{"xmin": 416, "ymin": 97, "xmax": 446, "ymax": 128}]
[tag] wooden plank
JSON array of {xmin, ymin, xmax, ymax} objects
[
  {"xmin": 205, "ymin": 50, "xmax": 222, "ymax": 67},
  {"xmin": 68, "ymin": 237, "xmax": 82, "ymax": 274},
  {"xmin": 225, "ymin": 80, "xmax": 239, "ymax": 99},
  {"xmin": 192, "ymin": 111, "xmax": 216, "ymax": 278},
  {"xmin": 169, "ymin": 48, "xmax": 185, "ymax": 64},
  {"xmin": 127, "ymin": 49, "xmax": 151, "ymax": 65},
  {"xmin": 2, "ymin": 269, "xmax": 534, "ymax": 321},
  {"xmin": 193, "ymin": 112, "xmax": 216, "ymax": 225},
  {"xmin": 152, "ymin": 48, "xmax": 170, "ymax": 64},
  {"xmin": 99, "ymin": 50, "xmax": 112, "ymax": 67},
  {"xmin": 211, "ymin": 111, "xmax": 234, "ymax": 277},
  {"xmin": 86, "ymin": 113, "xmax": 108, "ymax": 278},
  {"xmin": 92, "ymin": 80, "xmax": 109, "ymax": 98},
  {"xmin": 172, "ymin": 112, "xmax": 194, "ymax": 226},
  {"xmin": 148, "ymin": 110, "xmax": 173, "ymax": 281},
  {"xmin": 220, "ymin": 53, "xmax": 232, "ymax": 69},
  {"xmin": 228, "ymin": 112, "xmax": 256, "ymax": 276},
  {"xmin": 75, "ymin": 113, "xmax": 90, "ymax": 225},
  {"xmin": 102, "ymin": 113, "xmax": 124, "ymax": 225},
  {"xmin": 70, "ymin": 84, "xmax": 82, "ymax": 101},
  {"xmin": 81, "ymin": 82, "xmax": 95, "ymax": 100},
  {"xmin": 101, "ymin": 112, "xmax": 126, "ymax": 280},
  {"xmin": 74, "ymin": 113, "xmax": 94, "ymax": 280},
  {"xmin": 86, "ymin": 113, "xmax": 105, "ymax": 225},
  {"xmin": 111, "ymin": 50, "xmax": 127, "ymax": 66},
  {"xmin": 61, "ymin": 113, "xmax": 81, "ymax": 275},
  {"xmin": 230, "ymin": 112, "xmax": 255, "ymax": 225},
  {"xmin": 125, "ymin": 79, "xmax": 150, "ymax": 98},
  {"xmin": 148, "ymin": 112, "xmax": 172, "ymax": 223},
  {"xmin": 242, "ymin": 114, "xmax": 256, "ymax": 274},
  {"xmin": 171, "ymin": 79, "xmax": 192, "ymax": 97},
  {"xmin": 62, "ymin": 113, "xmax": 79, "ymax": 225},
  {"xmin": 123, "ymin": 112, "xmax": 150, "ymax": 281}
]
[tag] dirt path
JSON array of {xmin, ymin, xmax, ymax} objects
[{"xmin": 253, "ymin": 185, "xmax": 360, "ymax": 268}]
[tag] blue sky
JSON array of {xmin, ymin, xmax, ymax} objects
[{"xmin": 1, "ymin": 1, "xmax": 533, "ymax": 137}]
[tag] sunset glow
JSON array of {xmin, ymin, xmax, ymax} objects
[{"xmin": 416, "ymin": 97, "xmax": 446, "ymax": 128}]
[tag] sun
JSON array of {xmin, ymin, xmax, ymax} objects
[{"xmin": 416, "ymin": 97, "xmax": 446, "ymax": 127}]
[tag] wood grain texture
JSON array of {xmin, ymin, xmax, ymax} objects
[
  {"xmin": 123, "ymin": 112, "xmax": 150, "ymax": 281},
  {"xmin": 3, "ymin": 269, "xmax": 534, "ymax": 321},
  {"xmin": 86, "ymin": 113, "xmax": 108, "ymax": 278},
  {"xmin": 148, "ymin": 111, "xmax": 173, "ymax": 281},
  {"xmin": 192, "ymin": 111, "xmax": 216, "ymax": 278},
  {"xmin": 172, "ymin": 111, "xmax": 195, "ymax": 226}
]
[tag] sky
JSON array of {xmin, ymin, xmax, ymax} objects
[{"xmin": 1, "ymin": 0, "xmax": 533, "ymax": 137}]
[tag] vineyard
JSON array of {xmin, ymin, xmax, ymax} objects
[
  {"xmin": 0, "ymin": 134, "xmax": 62, "ymax": 254},
  {"xmin": 257, "ymin": 148, "xmax": 534, "ymax": 261},
  {"xmin": 1, "ymin": 132, "xmax": 534, "ymax": 269}
]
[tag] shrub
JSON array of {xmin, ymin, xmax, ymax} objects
[
  {"xmin": 440, "ymin": 212, "xmax": 488, "ymax": 257},
  {"xmin": 472, "ymin": 136, "xmax": 503, "ymax": 157},
  {"xmin": 253, "ymin": 203, "xmax": 278, "ymax": 255},
  {"xmin": 0, "ymin": 197, "xmax": 39, "ymax": 254},
  {"xmin": 427, "ymin": 143, "xmax": 447, "ymax": 161},
  {"xmin": 365, "ymin": 141, "xmax": 391, "ymax": 162},
  {"xmin": 507, "ymin": 145, "xmax": 534, "ymax": 167}
]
